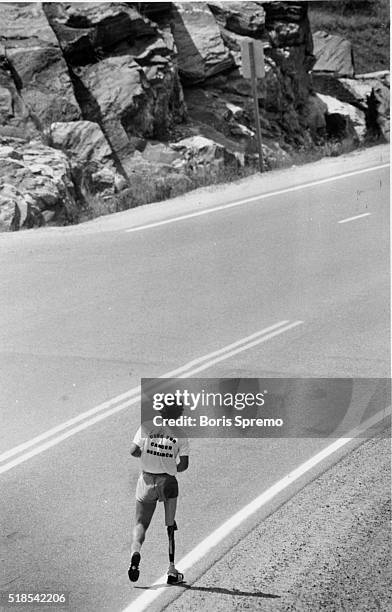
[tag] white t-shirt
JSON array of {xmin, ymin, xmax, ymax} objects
[{"xmin": 133, "ymin": 421, "xmax": 190, "ymax": 476}]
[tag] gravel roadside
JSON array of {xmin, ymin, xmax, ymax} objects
[{"xmin": 167, "ymin": 433, "xmax": 391, "ymax": 612}]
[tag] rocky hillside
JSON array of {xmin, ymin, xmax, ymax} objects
[{"xmin": 0, "ymin": 1, "xmax": 389, "ymax": 231}]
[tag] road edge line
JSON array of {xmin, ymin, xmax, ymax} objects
[
  {"xmin": 338, "ymin": 212, "xmax": 372, "ymax": 224},
  {"xmin": 124, "ymin": 164, "xmax": 389, "ymax": 234}
]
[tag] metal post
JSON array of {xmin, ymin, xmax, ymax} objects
[{"xmin": 249, "ymin": 41, "xmax": 264, "ymax": 173}]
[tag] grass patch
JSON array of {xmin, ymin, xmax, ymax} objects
[
  {"xmin": 309, "ymin": 0, "xmax": 390, "ymax": 73},
  {"xmin": 78, "ymin": 163, "xmax": 259, "ymax": 222}
]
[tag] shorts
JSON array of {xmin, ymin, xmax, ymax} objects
[{"xmin": 136, "ymin": 472, "xmax": 179, "ymax": 503}]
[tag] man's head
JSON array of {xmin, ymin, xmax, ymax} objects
[{"xmin": 160, "ymin": 400, "xmax": 184, "ymax": 421}]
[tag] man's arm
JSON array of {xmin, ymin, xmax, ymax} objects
[
  {"xmin": 131, "ymin": 425, "xmax": 144, "ymax": 457},
  {"xmin": 130, "ymin": 442, "xmax": 142, "ymax": 457},
  {"xmin": 177, "ymin": 455, "xmax": 189, "ymax": 472}
]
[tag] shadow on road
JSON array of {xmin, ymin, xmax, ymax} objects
[{"xmin": 135, "ymin": 583, "xmax": 280, "ymax": 598}]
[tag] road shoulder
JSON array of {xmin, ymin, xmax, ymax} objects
[{"xmin": 168, "ymin": 432, "xmax": 391, "ymax": 611}]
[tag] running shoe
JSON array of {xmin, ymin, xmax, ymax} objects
[
  {"xmin": 167, "ymin": 569, "xmax": 185, "ymax": 585},
  {"xmin": 128, "ymin": 552, "xmax": 141, "ymax": 582}
]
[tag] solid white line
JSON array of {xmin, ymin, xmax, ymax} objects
[
  {"xmin": 175, "ymin": 321, "xmax": 303, "ymax": 378},
  {"xmin": 161, "ymin": 320, "xmax": 290, "ymax": 376},
  {"xmin": 124, "ymin": 164, "xmax": 389, "ymax": 234},
  {"xmin": 121, "ymin": 404, "xmax": 391, "ymax": 612},
  {"xmin": 0, "ymin": 321, "xmax": 302, "ymax": 474},
  {"xmin": 338, "ymin": 212, "xmax": 371, "ymax": 224}
]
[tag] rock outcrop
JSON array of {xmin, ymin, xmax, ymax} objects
[
  {"xmin": 208, "ymin": 1, "xmax": 266, "ymax": 37},
  {"xmin": 44, "ymin": 1, "xmax": 187, "ymax": 163},
  {"xmin": 49, "ymin": 120, "xmax": 127, "ymax": 198},
  {"xmin": 312, "ymin": 70, "xmax": 390, "ymax": 143},
  {"xmin": 0, "ymin": 2, "xmax": 389, "ymax": 231},
  {"xmin": 0, "ymin": 137, "xmax": 78, "ymax": 230},
  {"xmin": 43, "ymin": 2, "xmax": 159, "ymax": 65},
  {"xmin": 0, "ymin": 2, "xmax": 80, "ymax": 139},
  {"xmin": 311, "ymin": 27, "xmax": 389, "ymax": 143},
  {"xmin": 171, "ymin": 2, "xmax": 234, "ymax": 82},
  {"xmin": 173, "ymin": 0, "xmax": 318, "ymax": 152},
  {"xmin": 340, "ymin": 74, "xmax": 390, "ymax": 141},
  {"xmin": 317, "ymin": 94, "xmax": 366, "ymax": 141}
]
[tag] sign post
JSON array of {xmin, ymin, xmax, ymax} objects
[{"xmin": 241, "ymin": 39, "xmax": 265, "ymax": 173}]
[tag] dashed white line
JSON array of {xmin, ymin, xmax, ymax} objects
[
  {"xmin": 338, "ymin": 212, "xmax": 372, "ymax": 224},
  {"xmin": 0, "ymin": 320, "xmax": 303, "ymax": 474},
  {"xmin": 124, "ymin": 164, "xmax": 388, "ymax": 234},
  {"xmin": 121, "ymin": 404, "xmax": 391, "ymax": 612}
]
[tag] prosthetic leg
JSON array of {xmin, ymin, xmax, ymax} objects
[{"xmin": 166, "ymin": 521, "xmax": 185, "ymax": 584}]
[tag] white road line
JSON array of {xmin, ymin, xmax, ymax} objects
[
  {"xmin": 338, "ymin": 212, "xmax": 372, "ymax": 224},
  {"xmin": 121, "ymin": 405, "xmax": 391, "ymax": 612},
  {"xmin": 0, "ymin": 320, "xmax": 288, "ymax": 464},
  {"xmin": 176, "ymin": 321, "xmax": 303, "ymax": 378},
  {"xmin": 1, "ymin": 322, "xmax": 292, "ymax": 466},
  {"xmin": 0, "ymin": 320, "xmax": 303, "ymax": 474},
  {"xmin": 125, "ymin": 164, "xmax": 389, "ymax": 234}
]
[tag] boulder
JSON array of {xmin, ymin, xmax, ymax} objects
[
  {"xmin": 171, "ymin": 2, "xmax": 234, "ymax": 82},
  {"xmin": 312, "ymin": 31, "xmax": 355, "ymax": 77},
  {"xmin": 0, "ymin": 3, "xmax": 81, "ymax": 128},
  {"xmin": 0, "ymin": 138, "xmax": 79, "ymax": 230},
  {"xmin": 365, "ymin": 83, "xmax": 390, "ymax": 142},
  {"xmin": 184, "ymin": 87, "xmax": 253, "ymax": 143},
  {"xmin": 0, "ymin": 86, "xmax": 13, "ymax": 122},
  {"xmin": 141, "ymin": 142, "xmax": 182, "ymax": 165},
  {"xmin": 0, "ymin": 183, "xmax": 46, "ymax": 231},
  {"xmin": 72, "ymin": 54, "xmax": 185, "ymax": 165},
  {"xmin": 339, "ymin": 76, "xmax": 388, "ymax": 110},
  {"xmin": 49, "ymin": 120, "xmax": 127, "ymax": 196},
  {"xmin": 312, "ymin": 73, "xmax": 362, "ymax": 108},
  {"xmin": 317, "ymin": 94, "xmax": 365, "ymax": 141},
  {"xmin": 129, "ymin": 132, "xmax": 247, "ymax": 177},
  {"xmin": 340, "ymin": 75, "xmax": 390, "ymax": 141},
  {"xmin": 312, "ymin": 72, "xmax": 390, "ymax": 142},
  {"xmin": 171, "ymin": 134, "xmax": 244, "ymax": 172},
  {"xmin": 207, "ymin": 2, "xmax": 266, "ymax": 37},
  {"xmin": 43, "ymin": 2, "xmax": 158, "ymax": 65},
  {"xmin": 356, "ymin": 71, "xmax": 390, "ymax": 87},
  {"xmin": 49, "ymin": 120, "xmax": 114, "ymax": 165},
  {"xmin": 95, "ymin": 149, "xmax": 193, "ymax": 213},
  {"xmin": 0, "ymin": 183, "xmax": 26, "ymax": 230},
  {"xmin": 186, "ymin": 119, "xmax": 290, "ymax": 169},
  {"xmin": 0, "ymin": 60, "xmax": 36, "ymax": 139}
]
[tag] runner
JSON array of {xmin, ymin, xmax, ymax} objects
[{"xmin": 128, "ymin": 399, "xmax": 189, "ymax": 584}]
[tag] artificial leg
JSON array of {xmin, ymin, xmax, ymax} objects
[{"xmin": 166, "ymin": 522, "xmax": 184, "ymax": 584}]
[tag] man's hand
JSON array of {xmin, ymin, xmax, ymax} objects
[
  {"xmin": 130, "ymin": 443, "xmax": 142, "ymax": 457},
  {"xmin": 177, "ymin": 456, "xmax": 189, "ymax": 472}
]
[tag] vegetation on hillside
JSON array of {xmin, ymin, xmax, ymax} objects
[{"xmin": 308, "ymin": 0, "xmax": 390, "ymax": 74}]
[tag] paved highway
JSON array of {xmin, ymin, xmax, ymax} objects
[{"xmin": 0, "ymin": 145, "xmax": 390, "ymax": 611}]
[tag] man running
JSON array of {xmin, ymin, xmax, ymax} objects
[{"xmin": 128, "ymin": 400, "xmax": 189, "ymax": 584}]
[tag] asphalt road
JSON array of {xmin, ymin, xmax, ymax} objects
[{"xmin": 0, "ymin": 145, "xmax": 390, "ymax": 611}]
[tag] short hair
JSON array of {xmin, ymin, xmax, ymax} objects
[{"xmin": 160, "ymin": 400, "xmax": 184, "ymax": 418}]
